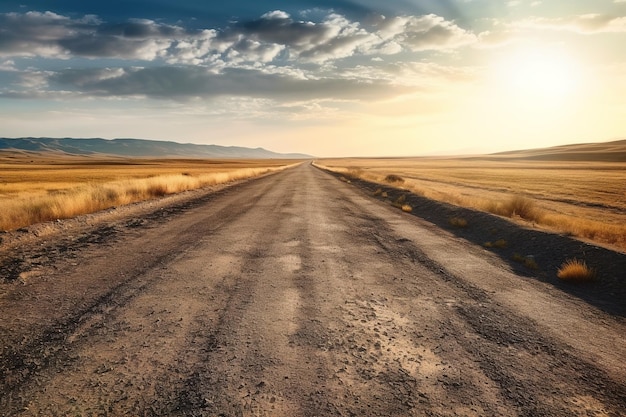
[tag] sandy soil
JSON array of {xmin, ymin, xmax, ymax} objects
[{"xmin": 0, "ymin": 163, "xmax": 624, "ymax": 416}]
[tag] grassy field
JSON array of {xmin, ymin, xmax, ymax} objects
[
  {"xmin": 316, "ymin": 157, "xmax": 626, "ymax": 252},
  {"xmin": 0, "ymin": 152, "xmax": 298, "ymax": 231}
]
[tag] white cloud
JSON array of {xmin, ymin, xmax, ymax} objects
[
  {"xmin": 261, "ymin": 10, "xmax": 291, "ymax": 20},
  {"xmin": 0, "ymin": 59, "xmax": 18, "ymax": 71},
  {"xmin": 0, "ymin": 10, "xmax": 478, "ymax": 102},
  {"xmin": 390, "ymin": 14, "xmax": 477, "ymax": 51},
  {"xmin": 18, "ymin": 70, "xmax": 51, "ymax": 88},
  {"xmin": 0, "ymin": 10, "xmax": 477, "ymax": 65},
  {"xmin": 0, "ymin": 11, "xmax": 197, "ymax": 59}
]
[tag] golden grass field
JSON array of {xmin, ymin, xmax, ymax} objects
[
  {"xmin": 0, "ymin": 152, "xmax": 298, "ymax": 231},
  {"xmin": 316, "ymin": 153, "xmax": 626, "ymax": 252}
]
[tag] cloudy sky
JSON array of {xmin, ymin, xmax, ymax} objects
[{"xmin": 1, "ymin": 1, "xmax": 625, "ymax": 156}]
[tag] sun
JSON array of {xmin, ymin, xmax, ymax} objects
[{"xmin": 492, "ymin": 46, "xmax": 583, "ymax": 104}]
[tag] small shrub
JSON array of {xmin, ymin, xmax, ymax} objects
[
  {"xmin": 395, "ymin": 194, "xmax": 407, "ymax": 204},
  {"xmin": 401, "ymin": 204, "xmax": 413, "ymax": 213},
  {"xmin": 373, "ymin": 188, "xmax": 383, "ymax": 196},
  {"xmin": 557, "ymin": 259, "xmax": 595, "ymax": 282},
  {"xmin": 484, "ymin": 240, "xmax": 507, "ymax": 248},
  {"xmin": 345, "ymin": 168, "xmax": 363, "ymax": 179},
  {"xmin": 512, "ymin": 253, "xmax": 539, "ymax": 270},
  {"xmin": 391, "ymin": 194, "xmax": 407, "ymax": 208},
  {"xmin": 384, "ymin": 174, "xmax": 405, "ymax": 183},
  {"xmin": 524, "ymin": 257, "xmax": 539, "ymax": 270},
  {"xmin": 449, "ymin": 217, "xmax": 468, "ymax": 228},
  {"xmin": 502, "ymin": 195, "xmax": 542, "ymax": 221},
  {"xmin": 494, "ymin": 239, "xmax": 508, "ymax": 248},
  {"xmin": 148, "ymin": 183, "xmax": 169, "ymax": 197},
  {"xmin": 512, "ymin": 253, "xmax": 525, "ymax": 262}
]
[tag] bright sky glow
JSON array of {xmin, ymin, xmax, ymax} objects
[
  {"xmin": 0, "ymin": 1, "xmax": 625, "ymax": 156},
  {"xmin": 496, "ymin": 46, "xmax": 582, "ymax": 100}
]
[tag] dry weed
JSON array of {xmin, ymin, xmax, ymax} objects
[
  {"xmin": 384, "ymin": 174, "xmax": 405, "ymax": 183},
  {"xmin": 495, "ymin": 195, "xmax": 542, "ymax": 222},
  {"xmin": 512, "ymin": 253, "xmax": 539, "ymax": 270},
  {"xmin": 557, "ymin": 259, "xmax": 595, "ymax": 282},
  {"xmin": 391, "ymin": 194, "xmax": 408, "ymax": 209},
  {"xmin": 485, "ymin": 239, "xmax": 507, "ymax": 248},
  {"xmin": 449, "ymin": 217, "xmax": 468, "ymax": 228}
]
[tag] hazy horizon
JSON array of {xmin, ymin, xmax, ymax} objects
[{"xmin": 1, "ymin": 1, "xmax": 625, "ymax": 157}]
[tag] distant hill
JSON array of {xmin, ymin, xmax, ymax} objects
[
  {"xmin": 0, "ymin": 138, "xmax": 312, "ymax": 159},
  {"xmin": 489, "ymin": 139, "xmax": 626, "ymax": 162}
]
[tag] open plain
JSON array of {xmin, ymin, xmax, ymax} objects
[
  {"xmin": 0, "ymin": 154, "xmax": 296, "ymax": 231},
  {"xmin": 316, "ymin": 141, "xmax": 626, "ymax": 252},
  {"xmin": 0, "ymin": 162, "xmax": 624, "ymax": 416}
]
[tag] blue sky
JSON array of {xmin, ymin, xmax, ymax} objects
[{"xmin": 1, "ymin": 1, "xmax": 625, "ymax": 156}]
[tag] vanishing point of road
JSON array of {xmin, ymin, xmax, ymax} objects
[{"xmin": 1, "ymin": 163, "xmax": 624, "ymax": 416}]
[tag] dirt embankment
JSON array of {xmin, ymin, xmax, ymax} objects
[{"xmin": 0, "ymin": 163, "xmax": 624, "ymax": 416}]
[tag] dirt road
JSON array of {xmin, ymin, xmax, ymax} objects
[{"xmin": 1, "ymin": 163, "xmax": 624, "ymax": 416}]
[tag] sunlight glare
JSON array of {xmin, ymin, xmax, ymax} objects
[{"xmin": 493, "ymin": 46, "xmax": 583, "ymax": 103}]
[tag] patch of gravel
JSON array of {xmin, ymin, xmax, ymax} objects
[{"xmin": 322, "ymin": 169, "xmax": 626, "ymax": 317}]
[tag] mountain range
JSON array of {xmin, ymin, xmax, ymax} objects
[{"xmin": 0, "ymin": 137, "xmax": 311, "ymax": 159}]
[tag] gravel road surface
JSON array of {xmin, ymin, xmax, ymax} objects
[{"xmin": 1, "ymin": 163, "xmax": 624, "ymax": 416}]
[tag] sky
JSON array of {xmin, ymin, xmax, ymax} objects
[{"xmin": 1, "ymin": 1, "xmax": 625, "ymax": 156}]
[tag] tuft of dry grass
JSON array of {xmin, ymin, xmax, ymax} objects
[
  {"xmin": 512, "ymin": 253, "xmax": 539, "ymax": 270},
  {"xmin": 557, "ymin": 259, "xmax": 595, "ymax": 282},
  {"xmin": 449, "ymin": 216, "xmax": 468, "ymax": 228},
  {"xmin": 345, "ymin": 168, "xmax": 364, "ymax": 180},
  {"xmin": 384, "ymin": 174, "xmax": 405, "ymax": 183},
  {"xmin": 391, "ymin": 194, "xmax": 408, "ymax": 209},
  {"xmin": 501, "ymin": 195, "xmax": 542, "ymax": 221},
  {"xmin": 401, "ymin": 204, "xmax": 413, "ymax": 213},
  {"xmin": 485, "ymin": 239, "xmax": 508, "ymax": 248}
]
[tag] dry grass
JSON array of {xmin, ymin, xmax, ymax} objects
[
  {"xmin": 557, "ymin": 259, "xmax": 596, "ymax": 282},
  {"xmin": 495, "ymin": 195, "xmax": 542, "ymax": 222},
  {"xmin": 384, "ymin": 174, "xmax": 405, "ymax": 183},
  {"xmin": 401, "ymin": 204, "xmax": 413, "ymax": 213},
  {"xmin": 512, "ymin": 253, "xmax": 539, "ymax": 270},
  {"xmin": 449, "ymin": 217, "xmax": 468, "ymax": 228},
  {"xmin": 315, "ymin": 158, "xmax": 626, "ymax": 251},
  {"xmin": 0, "ymin": 157, "xmax": 297, "ymax": 231},
  {"xmin": 485, "ymin": 239, "xmax": 508, "ymax": 249}
]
